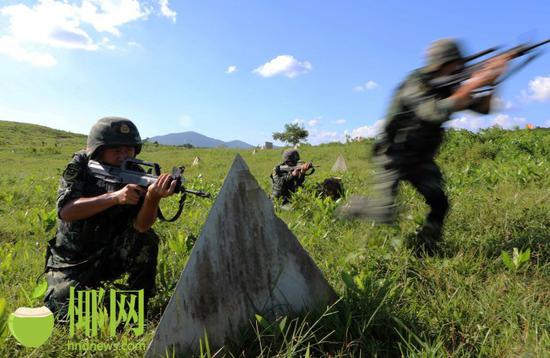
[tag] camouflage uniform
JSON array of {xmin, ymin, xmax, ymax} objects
[
  {"xmin": 44, "ymin": 118, "xmax": 158, "ymax": 317},
  {"xmin": 369, "ymin": 68, "xmax": 453, "ymax": 230},
  {"xmin": 271, "ymin": 150, "xmax": 306, "ymax": 204},
  {"xmin": 366, "ymin": 41, "xmax": 467, "ymax": 251}
]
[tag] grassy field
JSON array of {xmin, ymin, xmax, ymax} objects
[{"xmin": 0, "ymin": 120, "xmax": 548, "ymax": 357}]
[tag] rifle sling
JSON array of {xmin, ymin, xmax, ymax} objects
[
  {"xmin": 305, "ymin": 167, "xmax": 315, "ymax": 176},
  {"xmin": 157, "ymin": 192, "xmax": 187, "ymax": 222}
]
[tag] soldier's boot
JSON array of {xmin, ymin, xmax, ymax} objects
[
  {"xmin": 336, "ymin": 195, "xmax": 397, "ymax": 223},
  {"xmin": 413, "ymin": 184, "xmax": 448, "ymax": 256},
  {"xmin": 407, "ymin": 221, "xmax": 443, "ymax": 257}
]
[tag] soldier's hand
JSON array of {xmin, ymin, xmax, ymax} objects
[
  {"xmin": 115, "ymin": 184, "xmax": 146, "ymax": 205},
  {"xmin": 291, "ymin": 168, "xmax": 302, "ymax": 177},
  {"xmin": 301, "ymin": 162, "xmax": 313, "ymax": 173},
  {"xmin": 147, "ymin": 173, "xmax": 177, "ymax": 200},
  {"xmin": 470, "ymin": 54, "xmax": 510, "ymax": 88}
]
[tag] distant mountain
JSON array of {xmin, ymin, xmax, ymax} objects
[
  {"xmin": 147, "ymin": 131, "xmax": 253, "ymax": 148},
  {"xmin": 224, "ymin": 140, "xmax": 255, "ymax": 148}
]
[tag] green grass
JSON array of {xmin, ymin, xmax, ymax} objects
[{"xmin": 0, "ymin": 120, "xmax": 548, "ymax": 357}]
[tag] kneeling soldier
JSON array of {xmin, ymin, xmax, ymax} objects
[
  {"xmin": 271, "ymin": 149, "xmax": 313, "ymax": 204},
  {"xmin": 44, "ymin": 117, "xmax": 177, "ymax": 317}
]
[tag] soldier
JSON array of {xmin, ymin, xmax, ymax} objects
[
  {"xmin": 43, "ymin": 117, "xmax": 177, "ymax": 317},
  {"xmin": 271, "ymin": 149, "xmax": 313, "ymax": 204},
  {"xmin": 339, "ymin": 39, "xmax": 510, "ymax": 254}
]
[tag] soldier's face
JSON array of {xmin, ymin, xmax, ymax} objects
[
  {"xmin": 101, "ymin": 146, "xmax": 136, "ymax": 166},
  {"xmin": 286, "ymin": 158, "xmax": 298, "ymax": 166},
  {"xmin": 437, "ymin": 60, "xmax": 464, "ymax": 76}
]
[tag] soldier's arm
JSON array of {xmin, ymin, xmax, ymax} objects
[
  {"xmin": 467, "ymin": 94, "xmax": 492, "ymax": 114},
  {"xmin": 412, "ymin": 80, "xmax": 491, "ymax": 123},
  {"xmin": 134, "ymin": 173, "xmax": 177, "ymax": 233},
  {"xmin": 57, "ymin": 152, "xmax": 147, "ymax": 221},
  {"xmin": 412, "ymin": 55, "xmax": 508, "ymax": 123},
  {"xmin": 406, "ymin": 80, "xmax": 456, "ymax": 124},
  {"xmin": 274, "ymin": 167, "xmax": 296, "ymax": 184},
  {"xmin": 60, "ymin": 185, "xmax": 145, "ymax": 222},
  {"xmin": 448, "ymin": 54, "xmax": 509, "ymax": 112}
]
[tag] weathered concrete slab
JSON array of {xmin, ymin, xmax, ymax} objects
[
  {"xmin": 145, "ymin": 154, "xmax": 336, "ymax": 357},
  {"xmin": 331, "ymin": 154, "xmax": 348, "ymax": 172}
]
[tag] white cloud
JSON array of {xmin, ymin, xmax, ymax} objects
[
  {"xmin": 178, "ymin": 115, "xmax": 192, "ymax": 128},
  {"xmin": 225, "ymin": 65, "xmax": 237, "ymax": 74},
  {"xmin": 365, "ymin": 80, "xmax": 378, "ymax": 90},
  {"xmin": 292, "ymin": 118, "xmax": 305, "ymax": 126},
  {"xmin": 307, "ymin": 119, "xmax": 319, "ymax": 127},
  {"xmin": 349, "ymin": 119, "xmax": 385, "ymax": 139},
  {"xmin": 445, "ymin": 114, "xmax": 486, "ymax": 131},
  {"xmin": 446, "ymin": 114, "xmax": 527, "ymax": 131},
  {"xmin": 1, "ymin": 1, "xmax": 98, "ymax": 50},
  {"xmin": 526, "ymin": 75, "xmax": 550, "ymax": 102},
  {"xmin": 492, "ymin": 114, "xmax": 526, "ymax": 129},
  {"xmin": 79, "ymin": 0, "xmax": 150, "ymax": 35},
  {"xmin": 544, "ymin": 119, "xmax": 550, "ymax": 128},
  {"xmin": 291, "ymin": 117, "xmax": 320, "ymax": 127},
  {"xmin": 0, "ymin": 35, "xmax": 56, "ymax": 66},
  {"xmin": 354, "ymin": 80, "xmax": 379, "ymax": 92},
  {"xmin": 253, "ymin": 55, "xmax": 312, "ymax": 78},
  {"xmin": 332, "ymin": 119, "xmax": 346, "ymax": 125},
  {"xmin": 100, "ymin": 36, "xmax": 116, "ymax": 50},
  {"xmin": 492, "ymin": 96, "xmax": 513, "ymax": 110},
  {"xmin": 308, "ymin": 129, "xmax": 341, "ymax": 145},
  {"xmin": 0, "ymin": 1, "xmax": 174, "ymax": 67},
  {"xmin": 158, "ymin": 0, "xmax": 176, "ymax": 23}
]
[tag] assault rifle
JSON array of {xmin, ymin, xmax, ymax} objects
[
  {"xmin": 88, "ymin": 158, "xmax": 211, "ymax": 222},
  {"xmin": 430, "ymin": 39, "xmax": 550, "ymax": 93},
  {"xmin": 278, "ymin": 162, "xmax": 316, "ymax": 176}
]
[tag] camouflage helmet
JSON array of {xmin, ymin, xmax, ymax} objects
[
  {"xmin": 282, "ymin": 149, "xmax": 300, "ymax": 163},
  {"xmin": 424, "ymin": 38, "xmax": 465, "ymax": 73},
  {"xmin": 86, "ymin": 117, "xmax": 142, "ymax": 159}
]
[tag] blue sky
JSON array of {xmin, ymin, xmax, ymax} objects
[{"xmin": 0, "ymin": 0, "xmax": 549, "ymax": 146}]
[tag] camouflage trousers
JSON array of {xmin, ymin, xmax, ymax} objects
[
  {"xmin": 368, "ymin": 155, "xmax": 449, "ymax": 244},
  {"xmin": 44, "ymin": 229, "xmax": 159, "ymax": 318}
]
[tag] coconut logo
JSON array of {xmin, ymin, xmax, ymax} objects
[{"xmin": 8, "ymin": 306, "xmax": 54, "ymax": 348}]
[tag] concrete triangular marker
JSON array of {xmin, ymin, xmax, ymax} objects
[
  {"xmin": 331, "ymin": 154, "xmax": 348, "ymax": 172},
  {"xmin": 192, "ymin": 156, "xmax": 201, "ymax": 166},
  {"xmin": 146, "ymin": 154, "xmax": 336, "ymax": 357}
]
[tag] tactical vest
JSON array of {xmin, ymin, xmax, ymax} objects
[{"xmin": 47, "ymin": 152, "xmax": 143, "ymax": 268}]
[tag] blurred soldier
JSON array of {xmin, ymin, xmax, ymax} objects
[
  {"xmin": 44, "ymin": 117, "xmax": 177, "ymax": 317},
  {"xmin": 339, "ymin": 39, "xmax": 510, "ymax": 254},
  {"xmin": 271, "ymin": 149, "xmax": 313, "ymax": 204}
]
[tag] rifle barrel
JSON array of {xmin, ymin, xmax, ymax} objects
[
  {"xmin": 463, "ymin": 47, "xmax": 500, "ymax": 62},
  {"xmin": 185, "ymin": 189, "xmax": 212, "ymax": 198},
  {"xmin": 514, "ymin": 39, "xmax": 550, "ymax": 57}
]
